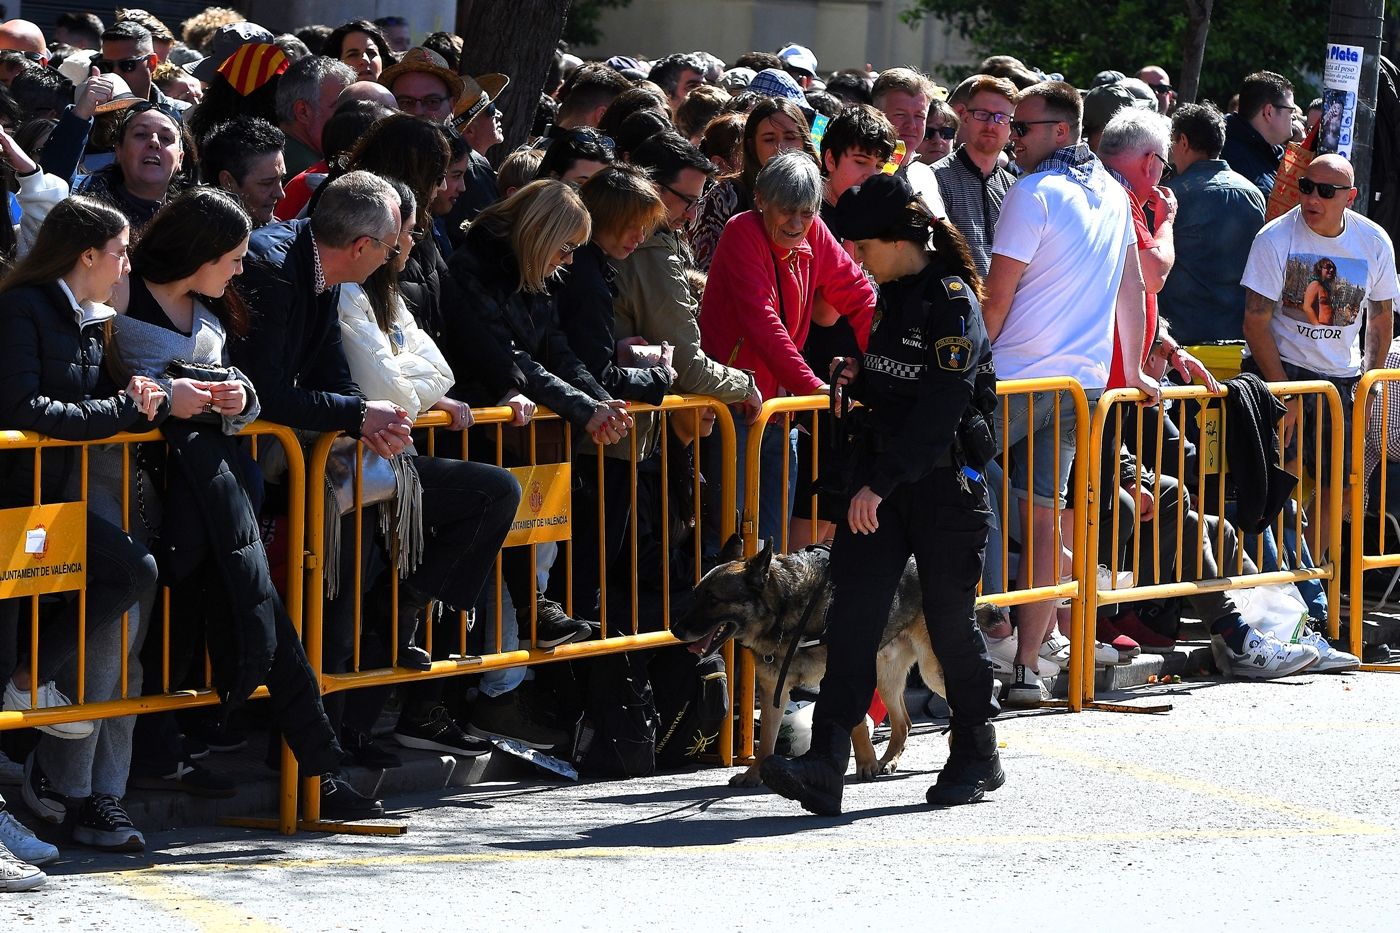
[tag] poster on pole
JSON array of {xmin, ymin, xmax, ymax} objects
[{"xmin": 1321, "ymin": 43, "xmax": 1364, "ymax": 158}]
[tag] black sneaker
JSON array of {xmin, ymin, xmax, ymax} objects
[
  {"xmin": 759, "ymin": 753, "xmax": 844, "ymax": 816},
  {"xmin": 925, "ymin": 725, "xmax": 1005, "ymax": 807},
  {"xmin": 392, "ymin": 705, "xmax": 492, "ymax": 757},
  {"xmin": 129, "ymin": 760, "xmax": 237, "ymax": 798},
  {"xmin": 185, "ymin": 717, "xmax": 249, "ymax": 754},
  {"xmin": 72, "ymin": 794, "xmax": 144, "ymax": 852},
  {"xmin": 468, "ymin": 690, "xmax": 568, "ymax": 750},
  {"xmin": 21, "ymin": 752, "xmax": 67, "ymax": 825},
  {"xmin": 340, "ymin": 728, "xmax": 403, "ymax": 769},
  {"xmin": 531, "ymin": 598, "xmax": 593, "ymax": 649},
  {"xmin": 319, "ymin": 774, "xmax": 384, "ymax": 820},
  {"xmin": 182, "ymin": 734, "xmax": 210, "ymax": 761}
]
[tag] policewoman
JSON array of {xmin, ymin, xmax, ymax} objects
[{"xmin": 760, "ymin": 172, "xmax": 1002, "ymax": 815}]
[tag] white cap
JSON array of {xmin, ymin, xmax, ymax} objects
[
  {"xmin": 778, "ymin": 43, "xmax": 817, "ymax": 77},
  {"xmin": 58, "ymin": 49, "xmax": 99, "ymax": 87}
]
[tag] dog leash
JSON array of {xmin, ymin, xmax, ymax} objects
[{"xmin": 771, "ymin": 545, "xmax": 832, "ymax": 708}]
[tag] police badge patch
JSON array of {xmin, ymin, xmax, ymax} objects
[{"xmin": 935, "ymin": 335, "xmax": 973, "ymax": 371}]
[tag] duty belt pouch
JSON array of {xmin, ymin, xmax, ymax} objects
[
  {"xmin": 959, "ymin": 410, "xmax": 997, "ymax": 470},
  {"xmin": 815, "ymin": 371, "xmax": 863, "ymax": 499}
]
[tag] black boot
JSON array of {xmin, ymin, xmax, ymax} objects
[
  {"xmin": 394, "ymin": 585, "xmax": 433, "ymax": 671},
  {"xmin": 759, "ymin": 753, "xmax": 845, "ymax": 815},
  {"xmin": 925, "ymin": 723, "xmax": 1004, "ymax": 807}
]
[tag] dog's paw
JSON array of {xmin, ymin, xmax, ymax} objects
[
  {"xmin": 855, "ymin": 761, "xmax": 880, "ymax": 781},
  {"xmin": 729, "ymin": 766, "xmax": 763, "ymax": 788},
  {"xmin": 877, "ymin": 756, "xmax": 901, "ymax": 776}
]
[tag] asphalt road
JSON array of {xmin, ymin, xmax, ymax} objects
[{"xmin": 10, "ymin": 670, "xmax": 1400, "ymax": 932}]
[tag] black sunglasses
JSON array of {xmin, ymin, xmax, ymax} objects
[
  {"xmin": 1151, "ymin": 83, "xmax": 1175, "ymax": 95},
  {"xmin": 96, "ymin": 56, "xmax": 147, "ymax": 74},
  {"xmin": 1010, "ymin": 118, "xmax": 1062, "ymax": 138},
  {"xmin": 1297, "ymin": 177, "xmax": 1355, "ymax": 199},
  {"xmin": 925, "ymin": 125, "xmax": 957, "ymax": 141}
]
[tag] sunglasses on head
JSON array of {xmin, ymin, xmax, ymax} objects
[
  {"xmin": 1297, "ymin": 177, "xmax": 1354, "ymax": 199},
  {"xmin": 97, "ymin": 56, "xmax": 147, "ymax": 74},
  {"xmin": 924, "ymin": 125, "xmax": 956, "ymax": 141}
]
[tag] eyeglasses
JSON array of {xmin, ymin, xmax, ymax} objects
[
  {"xmin": 408, "ymin": 230, "xmax": 424, "ymax": 243},
  {"xmin": 1150, "ymin": 152, "xmax": 1168, "ymax": 167},
  {"xmin": 1150, "ymin": 84, "xmax": 1175, "ymax": 95},
  {"xmin": 1297, "ymin": 177, "xmax": 1355, "ymax": 199},
  {"xmin": 97, "ymin": 56, "xmax": 147, "ymax": 74},
  {"xmin": 366, "ymin": 235, "xmax": 401, "ymax": 260},
  {"xmin": 968, "ymin": 109, "xmax": 1012, "ymax": 126},
  {"xmin": 1010, "ymin": 119, "xmax": 1063, "ymax": 138},
  {"xmin": 557, "ymin": 242, "xmax": 581, "ymax": 257},
  {"xmin": 103, "ymin": 247, "xmax": 130, "ymax": 261},
  {"xmin": 659, "ymin": 179, "xmax": 713, "ymax": 211},
  {"xmin": 924, "ymin": 125, "xmax": 957, "ymax": 141},
  {"xmin": 396, "ymin": 94, "xmax": 449, "ymax": 111}
]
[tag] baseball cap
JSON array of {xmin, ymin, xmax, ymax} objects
[
  {"xmin": 1082, "ymin": 83, "xmax": 1152, "ymax": 135},
  {"xmin": 189, "ymin": 22, "xmax": 274, "ymax": 83},
  {"xmin": 778, "ymin": 43, "xmax": 817, "ymax": 78}
]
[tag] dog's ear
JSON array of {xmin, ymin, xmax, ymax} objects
[
  {"xmin": 718, "ymin": 533, "xmax": 744, "ymax": 564},
  {"xmin": 744, "ymin": 539, "xmax": 774, "ymax": 591}
]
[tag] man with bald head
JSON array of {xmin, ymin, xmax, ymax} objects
[
  {"xmin": 1242, "ymin": 153, "xmax": 1397, "ymax": 536},
  {"xmin": 1137, "ymin": 65, "xmax": 1175, "ymax": 115},
  {"xmin": 0, "ymin": 19, "xmax": 49, "ymax": 62},
  {"xmin": 338, "ymin": 80, "xmax": 397, "ymax": 110}
]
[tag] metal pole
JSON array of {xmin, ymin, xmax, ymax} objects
[{"xmin": 1327, "ymin": 0, "xmax": 1385, "ymax": 211}]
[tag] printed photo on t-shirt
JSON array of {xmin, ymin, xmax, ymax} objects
[{"xmin": 1279, "ymin": 252, "xmax": 1367, "ymax": 328}]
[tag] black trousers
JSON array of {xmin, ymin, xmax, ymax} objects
[
  {"xmin": 546, "ymin": 456, "xmax": 633, "ymax": 623},
  {"xmin": 809, "ymin": 468, "xmax": 997, "ymax": 766}
]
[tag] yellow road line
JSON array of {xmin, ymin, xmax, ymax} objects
[{"xmin": 119, "ymin": 870, "xmax": 290, "ymax": 933}]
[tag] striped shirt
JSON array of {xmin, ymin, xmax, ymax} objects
[{"xmin": 932, "ymin": 146, "xmax": 1015, "ymax": 277}]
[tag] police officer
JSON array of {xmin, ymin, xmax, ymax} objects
[{"xmin": 760, "ymin": 172, "xmax": 1002, "ymax": 815}]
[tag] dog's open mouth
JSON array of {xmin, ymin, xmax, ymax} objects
[{"xmin": 683, "ymin": 621, "xmax": 735, "ymax": 656}]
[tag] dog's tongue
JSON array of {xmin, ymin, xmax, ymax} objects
[{"xmin": 687, "ymin": 628, "xmax": 718, "ymax": 655}]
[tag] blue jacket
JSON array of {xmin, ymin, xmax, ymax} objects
[
  {"xmin": 1158, "ymin": 159, "xmax": 1267, "ymax": 345},
  {"xmin": 1219, "ymin": 113, "xmax": 1284, "ymax": 197}
]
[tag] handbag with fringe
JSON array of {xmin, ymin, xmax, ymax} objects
[{"xmin": 322, "ymin": 437, "xmax": 424, "ymax": 598}]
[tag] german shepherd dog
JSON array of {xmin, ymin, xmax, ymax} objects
[{"xmin": 671, "ymin": 537, "xmax": 946, "ymax": 787}]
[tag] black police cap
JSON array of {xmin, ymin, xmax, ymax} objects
[{"xmin": 828, "ymin": 172, "xmax": 922, "ymax": 242}]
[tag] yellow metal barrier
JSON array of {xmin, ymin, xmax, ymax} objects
[
  {"xmin": 1083, "ymin": 381, "xmax": 1344, "ymax": 705},
  {"xmin": 299, "ymin": 395, "xmax": 737, "ymax": 821},
  {"xmin": 1349, "ymin": 369, "xmax": 1400, "ymax": 672},
  {"xmin": 0, "ymin": 422, "xmax": 308, "ymax": 836}
]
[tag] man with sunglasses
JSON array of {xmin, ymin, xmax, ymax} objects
[
  {"xmin": 1137, "ymin": 66, "xmax": 1176, "ymax": 115},
  {"xmin": 935, "ymin": 74, "xmax": 1018, "ymax": 277},
  {"xmin": 1242, "ymin": 154, "xmax": 1397, "ymax": 546},
  {"xmin": 99, "ymin": 22, "xmax": 188, "ymax": 118},
  {"xmin": 981, "ymin": 80, "xmax": 1156, "ymax": 705}
]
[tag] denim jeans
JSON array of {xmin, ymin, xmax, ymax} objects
[{"xmin": 703, "ymin": 414, "xmax": 796, "ymax": 553}]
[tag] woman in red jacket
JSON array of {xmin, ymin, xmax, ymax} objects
[{"xmin": 700, "ymin": 149, "xmax": 876, "ymax": 551}]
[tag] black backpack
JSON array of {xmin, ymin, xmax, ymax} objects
[
  {"xmin": 651, "ymin": 647, "xmax": 729, "ymax": 768},
  {"xmin": 574, "ymin": 651, "xmax": 658, "ymax": 779}
]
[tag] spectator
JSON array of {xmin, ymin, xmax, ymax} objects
[
  {"xmin": 1137, "ymin": 65, "xmax": 1176, "ymax": 115},
  {"xmin": 598, "ymin": 84, "xmax": 667, "ymax": 141},
  {"xmin": 1221, "ymin": 70, "xmax": 1296, "ymax": 197},
  {"xmin": 616, "ymin": 109, "xmax": 670, "ymax": 160},
  {"xmin": 100, "ymin": 21, "xmax": 187, "ymax": 115},
  {"xmin": 74, "ymin": 104, "xmax": 187, "ymax": 232},
  {"xmin": 323, "ymin": 21, "xmax": 394, "ymax": 82},
  {"xmin": 114, "ymin": 9, "xmax": 175, "ymax": 63},
  {"xmin": 872, "ymin": 67, "xmax": 944, "ymax": 215},
  {"xmin": 0, "ymin": 197, "xmax": 167, "ymax": 867},
  {"xmin": 429, "ymin": 127, "xmax": 471, "ymax": 258},
  {"xmin": 152, "ymin": 61, "xmax": 201, "ymax": 106},
  {"xmin": 274, "ymin": 54, "xmax": 355, "ymax": 177},
  {"xmin": 699, "ymin": 150, "xmax": 875, "ymax": 549},
  {"xmin": 454, "ymin": 70, "xmax": 507, "ymax": 159},
  {"xmin": 688, "ymin": 97, "xmax": 817, "ymax": 271},
  {"xmin": 699, "ymin": 110, "xmax": 744, "ymax": 174},
  {"xmin": 1242, "ymin": 153, "xmax": 1397, "ymax": 548},
  {"xmin": 826, "ymin": 71, "xmax": 872, "ymax": 107},
  {"xmin": 735, "ymin": 51, "xmax": 783, "ymax": 74},
  {"xmin": 379, "ymin": 46, "xmax": 462, "ymax": 123},
  {"xmin": 978, "ymin": 54, "xmax": 1038, "ymax": 90},
  {"xmin": 0, "ymin": 19, "xmax": 49, "ymax": 65},
  {"xmin": 200, "ymin": 115, "xmax": 286, "ymax": 225},
  {"xmin": 650, "ymin": 52, "xmax": 708, "ymax": 112},
  {"xmin": 55, "ymin": 13, "xmax": 104, "ymax": 51},
  {"xmin": 185, "ymin": 36, "xmax": 288, "ymax": 150},
  {"xmin": 293, "ymin": 24, "xmax": 331, "ymax": 54},
  {"xmin": 373, "ymin": 16, "xmax": 411, "ymax": 54},
  {"xmin": 8, "ymin": 67, "xmax": 69, "ymax": 123},
  {"xmin": 980, "ymin": 80, "xmax": 1154, "ymax": 704},
  {"xmin": 819, "ymin": 105, "xmax": 897, "ymax": 237},
  {"xmin": 538, "ymin": 126, "xmax": 616, "ymax": 185},
  {"xmin": 676, "ymin": 83, "xmax": 730, "ymax": 142},
  {"xmin": 934, "ymin": 74, "xmax": 1017, "ymax": 277},
  {"xmin": 337, "ymin": 80, "xmax": 396, "ymax": 109},
  {"xmin": 555, "ymin": 63, "xmax": 629, "ymax": 131},
  {"xmin": 917, "ymin": 98, "xmax": 957, "ymax": 165},
  {"xmin": 1157, "ymin": 102, "xmax": 1266, "ymax": 344},
  {"xmin": 420, "ymin": 31, "xmax": 462, "ymax": 72},
  {"xmin": 1082, "ymin": 82, "xmax": 1153, "ymax": 152},
  {"xmin": 778, "ymin": 43, "xmax": 818, "ymax": 89},
  {"xmin": 496, "ymin": 146, "xmax": 543, "ymax": 198},
  {"xmin": 180, "ymin": 7, "xmax": 243, "ymax": 55},
  {"xmin": 276, "ymin": 99, "xmax": 388, "ymax": 221}
]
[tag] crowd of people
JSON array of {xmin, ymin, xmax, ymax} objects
[{"xmin": 0, "ymin": 6, "xmax": 1388, "ymax": 885}]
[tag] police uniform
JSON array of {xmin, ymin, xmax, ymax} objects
[
  {"xmin": 805, "ymin": 259, "xmax": 999, "ymax": 770},
  {"xmin": 760, "ymin": 173, "xmax": 1002, "ymax": 814}
]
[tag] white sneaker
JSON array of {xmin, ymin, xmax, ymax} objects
[
  {"xmin": 1223, "ymin": 627, "xmax": 1320, "ymax": 680},
  {"xmin": 1097, "ymin": 565, "xmax": 1136, "ymax": 591},
  {"xmin": 0, "ymin": 842, "xmax": 44, "ymax": 892},
  {"xmin": 1039, "ymin": 631, "xmax": 1072, "ymax": 667},
  {"xmin": 3, "ymin": 680, "xmax": 93, "ymax": 740},
  {"xmin": 984, "ymin": 633, "xmax": 1019, "ymax": 677},
  {"xmin": 0, "ymin": 808, "xmax": 57, "ymax": 867},
  {"xmin": 1001, "ymin": 663, "xmax": 1050, "ymax": 707},
  {"xmin": 1299, "ymin": 628, "xmax": 1361, "ymax": 673}
]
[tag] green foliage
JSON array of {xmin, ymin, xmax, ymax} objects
[
  {"xmin": 564, "ymin": 0, "xmax": 633, "ymax": 47},
  {"xmin": 902, "ymin": 0, "xmax": 1362, "ymax": 103}
]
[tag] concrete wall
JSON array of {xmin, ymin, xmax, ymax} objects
[{"xmin": 574, "ymin": 0, "xmax": 978, "ymax": 79}]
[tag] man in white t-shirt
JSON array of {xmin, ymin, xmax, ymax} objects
[
  {"xmin": 1242, "ymin": 153, "xmax": 1396, "ymax": 540},
  {"xmin": 980, "ymin": 80, "xmax": 1158, "ymax": 706}
]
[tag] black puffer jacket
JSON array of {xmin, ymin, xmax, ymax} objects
[
  {"xmin": 0, "ymin": 282, "xmax": 162, "ymax": 504},
  {"xmin": 444, "ymin": 222, "xmax": 611, "ymax": 427}
]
